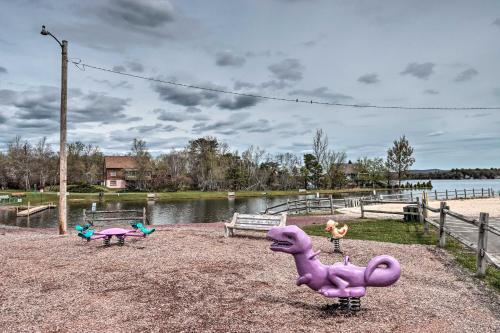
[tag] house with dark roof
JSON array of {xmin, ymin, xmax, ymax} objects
[{"xmin": 103, "ymin": 156, "xmax": 138, "ymax": 189}]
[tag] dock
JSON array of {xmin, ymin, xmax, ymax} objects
[{"xmin": 17, "ymin": 203, "xmax": 56, "ymax": 217}]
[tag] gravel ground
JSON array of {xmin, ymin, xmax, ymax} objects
[{"xmin": 1, "ymin": 223, "xmax": 499, "ymax": 333}]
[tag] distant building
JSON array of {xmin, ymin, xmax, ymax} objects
[
  {"xmin": 343, "ymin": 162, "xmax": 357, "ymax": 181},
  {"xmin": 103, "ymin": 156, "xmax": 138, "ymax": 189}
]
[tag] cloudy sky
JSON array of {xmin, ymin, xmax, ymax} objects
[{"xmin": 1, "ymin": 0, "xmax": 500, "ymax": 169}]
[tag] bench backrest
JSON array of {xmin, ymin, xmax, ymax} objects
[{"xmin": 229, "ymin": 213, "xmax": 286, "ymax": 230}]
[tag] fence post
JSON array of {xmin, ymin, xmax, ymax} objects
[
  {"xmin": 476, "ymin": 212, "xmax": 489, "ymax": 277},
  {"xmin": 329, "ymin": 195, "xmax": 334, "ymax": 214},
  {"xmin": 481, "ymin": 188, "xmax": 484, "ymax": 198},
  {"xmin": 83, "ymin": 208, "xmax": 86, "ymax": 225},
  {"xmin": 27, "ymin": 201, "xmax": 30, "ymax": 226},
  {"xmin": 445, "ymin": 190, "xmax": 448, "ymax": 200},
  {"xmin": 434, "ymin": 190, "xmax": 437, "ymax": 200},
  {"xmin": 422, "ymin": 193, "xmax": 429, "ymax": 232},
  {"xmin": 410, "ymin": 191, "xmax": 413, "ymax": 202},
  {"xmin": 143, "ymin": 207, "xmax": 147, "ymax": 225},
  {"xmin": 464, "ymin": 189, "xmax": 467, "ymax": 199},
  {"xmin": 455, "ymin": 189, "xmax": 458, "ymax": 199},
  {"xmin": 306, "ymin": 199, "xmax": 310, "ymax": 214},
  {"xmin": 360, "ymin": 199, "xmax": 365, "ymax": 218},
  {"xmin": 472, "ymin": 188, "xmax": 475, "ymax": 198},
  {"xmin": 438, "ymin": 201, "xmax": 447, "ymax": 247},
  {"xmin": 416, "ymin": 197, "xmax": 426, "ymax": 231}
]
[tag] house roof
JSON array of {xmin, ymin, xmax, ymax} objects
[
  {"xmin": 104, "ymin": 156, "xmax": 138, "ymax": 169},
  {"xmin": 343, "ymin": 163, "xmax": 356, "ymax": 174}
]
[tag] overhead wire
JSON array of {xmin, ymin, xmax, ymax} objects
[{"xmin": 69, "ymin": 60, "xmax": 500, "ymax": 110}]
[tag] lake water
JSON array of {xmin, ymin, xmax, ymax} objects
[
  {"xmin": 2, "ymin": 179, "xmax": 499, "ymax": 229},
  {"xmin": 0, "ymin": 194, "xmax": 333, "ymax": 229}
]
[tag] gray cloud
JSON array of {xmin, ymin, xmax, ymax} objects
[
  {"xmin": 465, "ymin": 112, "xmax": 491, "ymax": 118},
  {"xmin": 493, "ymin": 18, "xmax": 500, "ymax": 27},
  {"xmin": 288, "ymin": 87, "xmax": 353, "ymax": 101},
  {"xmin": 423, "ymin": 89, "xmax": 439, "ymax": 95},
  {"xmin": 154, "ymin": 108, "xmax": 209, "ymax": 122},
  {"xmin": 400, "ymin": 62, "xmax": 435, "ymax": 79},
  {"xmin": 259, "ymin": 80, "xmax": 290, "ymax": 90},
  {"xmin": 0, "ymin": 113, "xmax": 7, "ymax": 124},
  {"xmin": 185, "ymin": 106, "xmax": 202, "ymax": 113},
  {"xmin": 192, "ymin": 113, "xmax": 273, "ymax": 135},
  {"xmin": 0, "ymin": 66, "xmax": 7, "ymax": 74},
  {"xmin": 454, "ymin": 68, "xmax": 478, "ymax": 82},
  {"xmin": 357, "ymin": 73, "xmax": 379, "ymax": 84},
  {"xmin": 153, "ymin": 81, "xmax": 220, "ymax": 107},
  {"xmin": 152, "ymin": 78, "xmax": 261, "ymax": 110},
  {"xmin": 302, "ymin": 40, "xmax": 316, "ymax": 47},
  {"xmin": 215, "ymin": 51, "xmax": 246, "ymax": 67},
  {"xmin": 0, "ymin": 86, "xmax": 135, "ymax": 125},
  {"xmin": 127, "ymin": 61, "xmax": 144, "ymax": 73},
  {"xmin": 233, "ymin": 80, "xmax": 256, "ymax": 90},
  {"xmin": 427, "ymin": 131, "xmax": 445, "ymax": 137},
  {"xmin": 91, "ymin": 79, "xmax": 133, "ymax": 89},
  {"xmin": 113, "ymin": 65, "xmax": 126, "ymax": 72},
  {"xmin": 127, "ymin": 124, "xmax": 177, "ymax": 133},
  {"xmin": 98, "ymin": 0, "xmax": 176, "ymax": 29},
  {"xmin": 218, "ymin": 96, "xmax": 259, "ymax": 110},
  {"xmin": 278, "ymin": 128, "xmax": 312, "ymax": 138},
  {"xmin": 268, "ymin": 58, "xmax": 304, "ymax": 81}
]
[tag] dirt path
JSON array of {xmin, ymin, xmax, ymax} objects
[{"xmin": 1, "ymin": 225, "xmax": 499, "ymax": 332}]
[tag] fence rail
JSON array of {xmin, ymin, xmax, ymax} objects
[
  {"xmin": 358, "ymin": 193, "xmax": 499, "ymax": 274},
  {"xmin": 263, "ymin": 195, "xmax": 370, "ymax": 215},
  {"xmin": 83, "ymin": 208, "xmax": 148, "ymax": 226}
]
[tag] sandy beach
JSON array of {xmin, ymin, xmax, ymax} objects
[{"xmin": 1, "ymin": 222, "xmax": 499, "ymax": 333}]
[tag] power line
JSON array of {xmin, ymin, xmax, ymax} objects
[{"xmin": 70, "ymin": 60, "xmax": 500, "ymax": 110}]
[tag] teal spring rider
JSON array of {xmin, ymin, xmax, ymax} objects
[{"xmin": 75, "ymin": 221, "xmax": 155, "ymax": 246}]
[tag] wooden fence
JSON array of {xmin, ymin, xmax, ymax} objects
[
  {"xmin": 423, "ymin": 201, "xmax": 500, "ymax": 274},
  {"xmin": 263, "ymin": 195, "xmax": 374, "ymax": 215},
  {"xmin": 83, "ymin": 208, "xmax": 148, "ymax": 226},
  {"xmin": 264, "ymin": 196, "xmax": 343, "ymax": 215},
  {"xmin": 359, "ymin": 194, "xmax": 500, "ymax": 275}
]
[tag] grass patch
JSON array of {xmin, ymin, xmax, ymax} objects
[
  {"xmin": 302, "ymin": 218, "xmax": 500, "ymax": 292},
  {"xmin": 303, "ymin": 218, "xmax": 439, "ymax": 245}
]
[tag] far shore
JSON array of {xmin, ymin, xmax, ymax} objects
[{"xmin": 0, "ymin": 188, "xmax": 386, "ymax": 205}]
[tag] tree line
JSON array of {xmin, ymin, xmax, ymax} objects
[
  {"xmin": 0, "ymin": 131, "xmax": 417, "ymax": 191},
  {"xmin": 409, "ymin": 168, "xmax": 500, "ymax": 180}
]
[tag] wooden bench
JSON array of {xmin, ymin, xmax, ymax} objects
[{"xmin": 224, "ymin": 213, "xmax": 286, "ymax": 237}]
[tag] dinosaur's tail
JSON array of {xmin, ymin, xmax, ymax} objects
[{"xmin": 364, "ymin": 255, "xmax": 401, "ymax": 287}]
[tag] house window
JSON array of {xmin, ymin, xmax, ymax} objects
[
  {"xmin": 110, "ymin": 180, "xmax": 117, "ymax": 186},
  {"xmin": 110, "ymin": 171, "xmax": 116, "ymax": 177}
]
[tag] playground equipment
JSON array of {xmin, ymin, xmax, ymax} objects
[
  {"xmin": 267, "ymin": 225, "xmax": 401, "ymax": 312},
  {"xmin": 324, "ymin": 220, "xmax": 348, "ymax": 253},
  {"xmin": 75, "ymin": 221, "xmax": 155, "ymax": 246}
]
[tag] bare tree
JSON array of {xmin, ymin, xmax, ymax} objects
[
  {"xmin": 312, "ymin": 128, "xmax": 328, "ymax": 169},
  {"xmin": 324, "ymin": 150, "xmax": 347, "ymax": 189},
  {"xmin": 386, "ymin": 135, "xmax": 415, "ymax": 187}
]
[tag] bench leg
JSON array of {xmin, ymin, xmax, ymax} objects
[{"xmin": 224, "ymin": 226, "xmax": 233, "ymax": 237}]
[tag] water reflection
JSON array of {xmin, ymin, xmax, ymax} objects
[{"xmin": 0, "ymin": 194, "xmax": 326, "ymax": 229}]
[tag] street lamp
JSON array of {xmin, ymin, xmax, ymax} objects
[{"xmin": 41, "ymin": 25, "xmax": 68, "ymax": 235}]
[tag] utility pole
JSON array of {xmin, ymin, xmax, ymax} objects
[{"xmin": 41, "ymin": 25, "xmax": 68, "ymax": 235}]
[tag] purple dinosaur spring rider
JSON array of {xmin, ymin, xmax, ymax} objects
[{"xmin": 267, "ymin": 225, "xmax": 401, "ymax": 312}]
